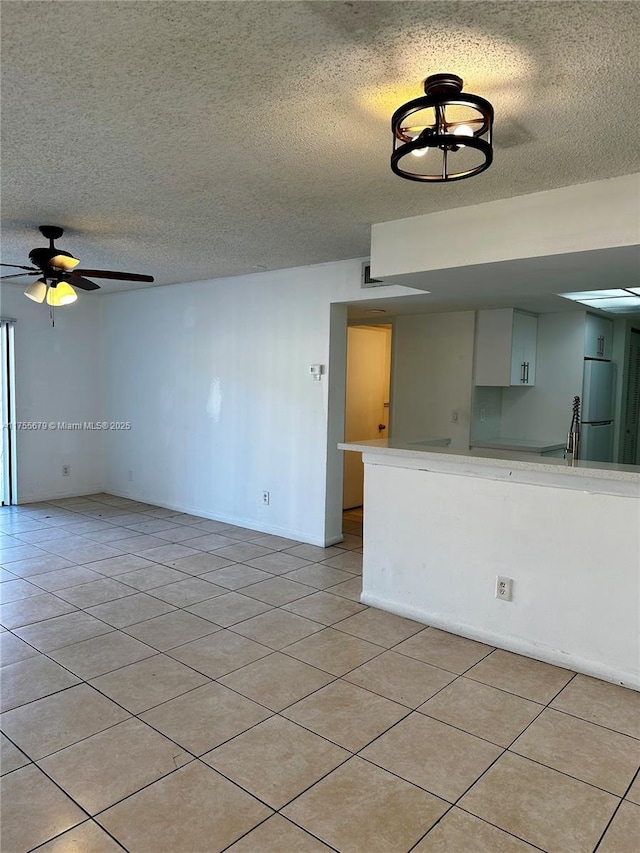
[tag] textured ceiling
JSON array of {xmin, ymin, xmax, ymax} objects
[{"xmin": 1, "ymin": 1, "xmax": 639, "ymax": 291}]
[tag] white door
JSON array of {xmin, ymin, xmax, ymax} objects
[{"xmin": 343, "ymin": 325, "xmax": 391, "ymax": 509}]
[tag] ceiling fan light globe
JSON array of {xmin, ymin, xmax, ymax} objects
[
  {"xmin": 46, "ymin": 281, "xmax": 77, "ymax": 306},
  {"xmin": 50, "ymin": 254, "xmax": 80, "ymax": 271},
  {"xmin": 24, "ymin": 279, "xmax": 48, "ymax": 303}
]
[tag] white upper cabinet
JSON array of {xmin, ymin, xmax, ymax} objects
[
  {"xmin": 584, "ymin": 313, "xmax": 613, "ymax": 360},
  {"xmin": 475, "ymin": 309, "xmax": 538, "ymax": 386},
  {"xmin": 509, "ymin": 311, "xmax": 538, "ymax": 386}
]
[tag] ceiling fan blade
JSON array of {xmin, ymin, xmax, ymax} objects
[
  {"xmin": 65, "ymin": 274, "xmax": 101, "ymax": 291},
  {"xmin": 1, "ymin": 263, "xmax": 40, "ymax": 271},
  {"xmin": 1, "ymin": 272, "xmax": 36, "ymax": 279},
  {"xmin": 74, "ymin": 268, "xmax": 154, "ymax": 282}
]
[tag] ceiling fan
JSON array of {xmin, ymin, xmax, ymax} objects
[{"xmin": 1, "ymin": 225, "xmax": 154, "ymax": 307}]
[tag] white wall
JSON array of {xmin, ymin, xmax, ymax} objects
[
  {"xmin": 324, "ymin": 303, "xmax": 348, "ymax": 540},
  {"xmin": 390, "ymin": 312, "xmax": 475, "ymax": 451},
  {"xmin": 102, "ymin": 259, "xmax": 414, "ymax": 545},
  {"xmin": 0, "ymin": 283, "xmax": 105, "ymax": 502},
  {"xmin": 363, "ymin": 458, "xmax": 640, "ymax": 688},
  {"xmin": 372, "ymin": 174, "xmax": 640, "ymax": 280},
  {"xmin": 500, "ymin": 311, "xmax": 585, "ymax": 442}
]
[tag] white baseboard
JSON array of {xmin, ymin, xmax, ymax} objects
[
  {"xmin": 18, "ymin": 485, "xmax": 106, "ymax": 505},
  {"xmin": 103, "ymin": 486, "xmax": 332, "ymax": 547},
  {"xmin": 361, "ymin": 591, "xmax": 640, "ymax": 692},
  {"xmin": 16, "ymin": 483, "xmax": 346, "ymax": 549}
]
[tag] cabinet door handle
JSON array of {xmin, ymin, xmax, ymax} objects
[
  {"xmin": 521, "ymin": 362, "xmax": 526, "ymax": 383},
  {"xmin": 597, "ymin": 335, "xmax": 604, "ymax": 357},
  {"xmin": 525, "ymin": 362, "xmax": 529, "ymax": 384}
]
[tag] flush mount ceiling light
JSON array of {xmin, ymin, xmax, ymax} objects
[
  {"xmin": 560, "ymin": 289, "xmax": 640, "ymax": 314},
  {"xmin": 391, "ymin": 73, "xmax": 494, "ymax": 182}
]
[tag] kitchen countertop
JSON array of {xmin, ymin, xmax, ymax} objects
[
  {"xmin": 471, "ymin": 438, "xmax": 566, "ymax": 453},
  {"xmin": 338, "ymin": 438, "xmax": 640, "ymax": 497}
]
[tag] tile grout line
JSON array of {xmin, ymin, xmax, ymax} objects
[
  {"xmin": 3, "ymin": 558, "xmax": 386, "ymax": 847},
  {"xmin": 591, "ymin": 765, "xmax": 640, "ymax": 852},
  {"xmin": 4, "ymin": 497, "xmax": 635, "ymax": 852},
  {"xmin": 4, "ymin": 592, "xmax": 638, "ymax": 761},
  {"xmin": 9, "ymin": 587, "xmax": 638, "ymax": 765},
  {"xmin": 406, "ymin": 668, "xmax": 625, "ymax": 851},
  {"xmin": 25, "ymin": 817, "xmax": 131, "ymax": 853},
  {"xmin": 4, "ymin": 580, "xmax": 348, "ymax": 700},
  {"xmin": 217, "ymin": 811, "xmax": 343, "ymax": 853}
]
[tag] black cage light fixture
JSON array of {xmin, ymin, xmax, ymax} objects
[{"xmin": 391, "ymin": 73, "xmax": 494, "ymax": 182}]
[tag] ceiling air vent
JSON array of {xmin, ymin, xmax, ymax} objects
[{"xmin": 361, "ymin": 262, "xmax": 387, "ymax": 289}]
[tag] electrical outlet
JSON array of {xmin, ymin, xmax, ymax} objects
[
  {"xmin": 62, "ymin": 465, "xmax": 70, "ymax": 477},
  {"xmin": 262, "ymin": 491, "xmax": 270, "ymax": 506},
  {"xmin": 495, "ymin": 576, "xmax": 513, "ymax": 601},
  {"xmin": 480, "ymin": 408, "xmax": 486, "ymax": 422},
  {"xmin": 451, "ymin": 410, "xmax": 459, "ymax": 423},
  {"xmin": 128, "ymin": 469, "xmax": 134, "ymax": 482}
]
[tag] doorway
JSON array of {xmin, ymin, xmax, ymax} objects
[
  {"xmin": 0, "ymin": 319, "xmax": 17, "ymax": 505},
  {"xmin": 343, "ymin": 324, "xmax": 392, "ymax": 511}
]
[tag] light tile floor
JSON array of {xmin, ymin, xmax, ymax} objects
[{"xmin": 1, "ymin": 496, "xmax": 638, "ymax": 852}]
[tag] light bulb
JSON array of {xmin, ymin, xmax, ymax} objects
[
  {"xmin": 46, "ymin": 281, "xmax": 77, "ymax": 306},
  {"xmin": 453, "ymin": 124, "xmax": 473, "ymax": 138},
  {"xmin": 411, "ymin": 129, "xmax": 429, "ymax": 157},
  {"xmin": 24, "ymin": 279, "xmax": 48, "ymax": 303}
]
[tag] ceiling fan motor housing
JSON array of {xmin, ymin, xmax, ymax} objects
[{"xmin": 39, "ymin": 225, "xmax": 65, "ymax": 241}]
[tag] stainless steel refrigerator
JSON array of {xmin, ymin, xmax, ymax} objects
[{"xmin": 581, "ymin": 360, "xmax": 615, "ymax": 462}]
